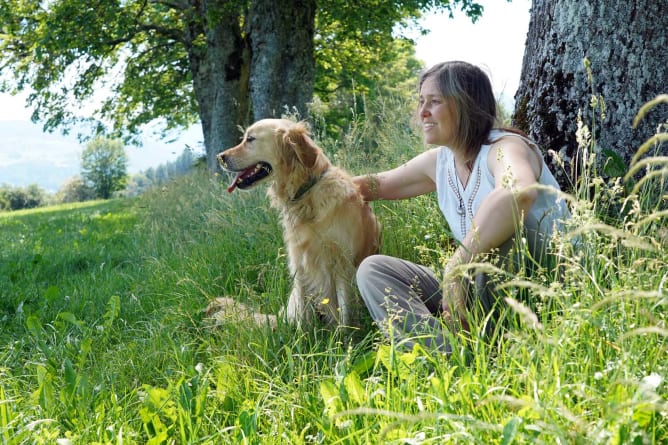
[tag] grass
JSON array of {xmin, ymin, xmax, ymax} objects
[{"xmin": 1, "ymin": 100, "xmax": 667, "ymax": 444}]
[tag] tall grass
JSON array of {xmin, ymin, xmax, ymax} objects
[{"xmin": 0, "ymin": 96, "xmax": 666, "ymax": 444}]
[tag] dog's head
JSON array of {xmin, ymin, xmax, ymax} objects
[{"xmin": 217, "ymin": 119, "xmax": 327, "ymax": 194}]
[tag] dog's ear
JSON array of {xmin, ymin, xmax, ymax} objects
[{"xmin": 283, "ymin": 121, "xmax": 321, "ymax": 169}]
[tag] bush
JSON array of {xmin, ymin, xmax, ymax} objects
[
  {"xmin": 0, "ymin": 183, "xmax": 50, "ymax": 210},
  {"xmin": 56, "ymin": 176, "xmax": 97, "ymax": 204}
]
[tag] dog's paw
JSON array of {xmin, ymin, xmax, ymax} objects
[
  {"xmin": 205, "ymin": 297, "xmax": 242, "ymax": 316},
  {"xmin": 204, "ymin": 297, "xmax": 277, "ymax": 329}
]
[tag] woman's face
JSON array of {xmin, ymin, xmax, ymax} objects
[{"xmin": 418, "ymin": 75, "xmax": 458, "ymax": 147}]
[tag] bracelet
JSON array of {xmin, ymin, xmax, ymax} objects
[{"xmin": 366, "ymin": 173, "xmax": 380, "ymax": 201}]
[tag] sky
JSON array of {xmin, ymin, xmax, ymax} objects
[
  {"xmin": 0, "ymin": 0, "xmax": 531, "ymax": 191},
  {"xmin": 413, "ymin": 0, "xmax": 531, "ymax": 108}
]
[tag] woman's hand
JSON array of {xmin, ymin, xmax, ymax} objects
[
  {"xmin": 441, "ymin": 250, "xmax": 471, "ymax": 333},
  {"xmin": 441, "ymin": 277, "xmax": 468, "ymax": 331}
]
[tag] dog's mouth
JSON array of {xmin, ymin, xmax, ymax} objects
[{"xmin": 227, "ymin": 162, "xmax": 273, "ymax": 193}]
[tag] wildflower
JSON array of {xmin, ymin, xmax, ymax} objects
[
  {"xmin": 575, "ymin": 111, "xmax": 592, "ymax": 149},
  {"xmin": 641, "ymin": 372, "xmax": 662, "ymax": 391}
]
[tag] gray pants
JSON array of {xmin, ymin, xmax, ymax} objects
[
  {"xmin": 356, "ymin": 254, "xmax": 449, "ymax": 351},
  {"xmin": 356, "ymin": 215, "xmax": 550, "ymax": 352}
]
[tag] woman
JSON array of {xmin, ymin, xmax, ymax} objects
[{"xmin": 354, "ymin": 61, "xmax": 569, "ymax": 352}]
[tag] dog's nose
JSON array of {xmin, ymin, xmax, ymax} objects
[{"xmin": 217, "ymin": 153, "xmax": 228, "ymax": 169}]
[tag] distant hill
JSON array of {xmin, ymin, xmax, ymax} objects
[
  {"xmin": 0, "ymin": 160, "xmax": 79, "ymax": 193},
  {"xmin": 0, "ymin": 120, "xmax": 81, "ymax": 192},
  {"xmin": 0, "ymin": 120, "xmax": 202, "ymax": 193}
]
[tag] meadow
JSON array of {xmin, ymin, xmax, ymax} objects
[{"xmin": 0, "ymin": 99, "xmax": 666, "ymax": 444}]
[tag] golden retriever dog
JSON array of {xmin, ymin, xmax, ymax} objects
[{"xmin": 216, "ymin": 118, "xmax": 380, "ymax": 327}]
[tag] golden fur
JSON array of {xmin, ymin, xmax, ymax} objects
[
  {"xmin": 217, "ymin": 118, "xmax": 380, "ymax": 326},
  {"xmin": 205, "ymin": 297, "xmax": 278, "ymax": 329}
]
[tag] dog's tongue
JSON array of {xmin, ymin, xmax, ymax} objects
[
  {"xmin": 227, "ymin": 176, "xmax": 239, "ymax": 193},
  {"xmin": 227, "ymin": 167, "xmax": 255, "ymax": 193}
]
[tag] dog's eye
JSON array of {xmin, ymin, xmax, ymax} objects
[{"xmin": 245, "ymin": 135, "xmax": 256, "ymax": 143}]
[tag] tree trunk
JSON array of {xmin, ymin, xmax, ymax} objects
[
  {"xmin": 184, "ymin": 0, "xmax": 316, "ymax": 170},
  {"xmin": 185, "ymin": 1, "xmax": 250, "ymax": 171},
  {"xmin": 513, "ymin": 0, "xmax": 668, "ymax": 187},
  {"xmin": 249, "ymin": 0, "xmax": 316, "ymax": 120}
]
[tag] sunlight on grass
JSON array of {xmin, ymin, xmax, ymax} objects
[
  {"xmin": 0, "ymin": 96, "xmax": 666, "ymax": 443},
  {"xmin": 0, "ymin": 198, "xmax": 111, "ymax": 218}
]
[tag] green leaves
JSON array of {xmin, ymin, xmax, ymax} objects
[
  {"xmin": 501, "ymin": 416, "xmax": 521, "ymax": 445},
  {"xmin": 0, "ymin": 0, "xmax": 196, "ymax": 138},
  {"xmin": 0, "ymin": 384, "xmax": 19, "ymax": 444},
  {"xmin": 0, "ymin": 0, "xmax": 483, "ymax": 149},
  {"xmin": 32, "ymin": 363, "xmax": 56, "ymax": 412},
  {"xmin": 139, "ymin": 385, "xmax": 174, "ymax": 444},
  {"xmin": 138, "ymin": 371, "xmax": 210, "ymax": 444},
  {"xmin": 21, "ymin": 293, "xmax": 124, "ymax": 426}
]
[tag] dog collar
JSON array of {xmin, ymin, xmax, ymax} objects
[{"xmin": 291, "ymin": 168, "xmax": 329, "ymax": 202}]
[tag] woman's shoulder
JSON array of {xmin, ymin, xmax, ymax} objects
[
  {"xmin": 412, "ymin": 146, "xmax": 444, "ymax": 168},
  {"xmin": 400, "ymin": 147, "xmax": 441, "ymax": 181},
  {"xmin": 484, "ymin": 132, "xmax": 542, "ymax": 183},
  {"xmin": 488, "ymin": 128, "xmax": 538, "ymax": 150},
  {"xmin": 433, "ymin": 145, "xmax": 451, "ymax": 161}
]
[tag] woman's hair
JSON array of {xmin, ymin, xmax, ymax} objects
[{"xmin": 418, "ymin": 61, "xmax": 497, "ymax": 166}]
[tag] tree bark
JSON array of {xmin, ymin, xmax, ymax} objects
[
  {"xmin": 249, "ymin": 0, "xmax": 316, "ymax": 120},
  {"xmin": 513, "ymin": 0, "xmax": 668, "ymax": 187},
  {"xmin": 184, "ymin": 1, "xmax": 250, "ymax": 171},
  {"xmin": 183, "ymin": 0, "xmax": 316, "ymax": 170}
]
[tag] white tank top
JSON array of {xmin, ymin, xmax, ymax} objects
[{"xmin": 435, "ymin": 129, "xmax": 569, "ymax": 243}]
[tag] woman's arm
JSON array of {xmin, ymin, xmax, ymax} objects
[
  {"xmin": 442, "ymin": 137, "xmax": 542, "ymax": 328},
  {"xmin": 462, "ymin": 137, "xmax": 541, "ymax": 257},
  {"xmin": 353, "ymin": 148, "xmax": 439, "ymax": 201}
]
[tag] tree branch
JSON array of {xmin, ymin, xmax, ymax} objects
[
  {"xmin": 138, "ymin": 24, "xmax": 185, "ymax": 43},
  {"xmin": 150, "ymin": 0, "xmax": 189, "ymax": 10}
]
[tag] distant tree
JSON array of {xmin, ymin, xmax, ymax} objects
[
  {"xmin": 23, "ymin": 184, "xmax": 49, "ymax": 208},
  {"xmin": 57, "ymin": 176, "xmax": 96, "ymax": 203},
  {"xmin": 312, "ymin": 38, "xmax": 424, "ymax": 138},
  {"xmin": 154, "ymin": 165, "xmax": 168, "ymax": 185},
  {"xmin": 173, "ymin": 148, "xmax": 196, "ymax": 175},
  {"xmin": 0, "ymin": 189, "xmax": 8, "ymax": 210},
  {"xmin": 496, "ymin": 98, "xmax": 513, "ymax": 127},
  {"xmin": 144, "ymin": 167, "xmax": 156, "ymax": 185},
  {"xmin": 81, "ymin": 138, "xmax": 128, "ymax": 199},
  {"xmin": 122, "ymin": 173, "xmax": 153, "ymax": 198},
  {"xmin": 122, "ymin": 147, "xmax": 197, "ymax": 197},
  {"xmin": 0, "ymin": 184, "xmax": 49, "ymax": 210}
]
